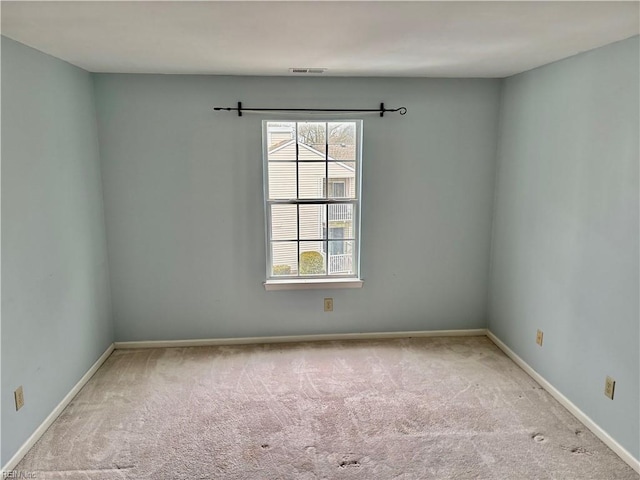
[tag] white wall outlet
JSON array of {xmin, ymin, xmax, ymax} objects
[
  {"xmin": 604, "ymin": 376, "xmax": 615, "ymax": 400},
  {"xmin": 324, "ymin": 298, "xmax": 333, "ymax": 312},
  {"xmin": 15, "ymin": 386, "xmax": 24, "ymax": 411}
]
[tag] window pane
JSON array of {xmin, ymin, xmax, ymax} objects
[
  {"xmin": 328, "ymin": 240, "xmax": 354, "ymax": 275},
  {"xmin": 299, "ymin": 204, "xmax": 324, "ymax": 240},
  {"xmin": 328, "ymin": 122, "xmax": 356, "ymax": 161},
  {"xmin": 328, "ymin": 163, "xmax": 356, "ymax": 198},
  {"xmin": 298, "ymin": 162, "xmax": 326, "ymax": 200},
  {"xmin": 267, "ymin": 122, "xmax": 296, "ymax": 152},
  {"xmin": 271, "ymin": 204, "xmax": 297, "ymax": 240},
  {"xmin": 267, "ymin": 122, "xmax": 296, "ymax": 160},
  {"xmin": 268, "ymin": 163, "xmax": 296, "ymax": 199},
  {"xmin": 297, "ymin": 122, "xmax": 326, "ymax": 158},
  {"xmin": 299, "ymin": 242, "xmax": 326, "ymax": 275},
  {"xmin": 272, "ymin": 242, "xmax": 297, "ymax": 276},
  {"xmin": 328, "ymin": 204, "xmax": 353, "ymax": 225}
]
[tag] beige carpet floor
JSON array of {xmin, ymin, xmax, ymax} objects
[{"xmin": 15, "ymin": 336, "xmax": 639, "ymax": 479}]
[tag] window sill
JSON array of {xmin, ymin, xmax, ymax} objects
[{"xmin": 264, "ymin": 278, "xmax": 364, "ymax": 291}]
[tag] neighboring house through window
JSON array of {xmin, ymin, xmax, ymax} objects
[{"xmin": 263, "ymin": 121, "xmax": 362, "ymax": 284}]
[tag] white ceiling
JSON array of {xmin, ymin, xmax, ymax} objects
[{"xmin": 1, "ymin": 1, "xmax": 638, "ymax": 78}]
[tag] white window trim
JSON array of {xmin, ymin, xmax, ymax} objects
[
  {"xmin": 264, "ymin": 278, "xmax": 364, "ymax": 291},
  {"xmin": 262, "ymin": 120, "xmax": 363, "ymax": 290}
]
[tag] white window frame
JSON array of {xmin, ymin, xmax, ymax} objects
[{"xmin": 262, "ymin": 120, "xmax": 363, "ymax": 291}]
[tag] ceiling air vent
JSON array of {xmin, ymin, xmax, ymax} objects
[{"xmin": 289, "ymin": 68, "xmax": 327, "ymax": 74}]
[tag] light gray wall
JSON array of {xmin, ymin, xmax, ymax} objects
[
  {"xmin": 93, "ymin": 75, "xmax": 501, "ymax": 341},
  {"xmin": 488, "ymin": 36, "xmax": 639, "ymax": 460},
  {"xmin": 1, "ymin": 37, "xmax": 113, "ymax": 465}
]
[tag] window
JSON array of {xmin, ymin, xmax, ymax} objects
[
  {"xmin": 263, "ymin": 121, "xmax": 362, "ymax": 289},
  {"xmin": 328, "ymin": 228, "xmax": 344, "ymax": 255},
  {"xmin": 322, "ymin": 179, "xmax": 347, "ymax": 198},
  {"xmin": 331, "ymin": 181, "xmax": 346, "ymax": 198}
]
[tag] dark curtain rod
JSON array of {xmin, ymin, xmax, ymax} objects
[{"xmin": 213, "ymin": 102, "xmax": 407, "ymax": 117}]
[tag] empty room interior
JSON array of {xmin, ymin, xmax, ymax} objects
[{"xmin": 1, "ymin": 1, "xmax": 639, "ymax": 478}]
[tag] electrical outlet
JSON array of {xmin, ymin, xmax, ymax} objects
[
  {"xmin": 604, "ymin": 376, "xmax": 615, "ymax": 400},
  {"xmin": 324, "ymin": 298, "xmax": 333, "ymax": 312},
  {"xmin": 14, "ymin": 386, "xmax": 24, "ymax": 411},
  {"xmin": 536, "ymin": 329, "xmax": 544, "ymax": 347}
]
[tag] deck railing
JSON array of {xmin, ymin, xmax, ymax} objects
[
  {"xmin": 328, "ymin": 254, "xmax": 353, "ymax": 274},
  {"xmin": 327, "ymin": 204, "xmax": 352, "ymax": 222}
]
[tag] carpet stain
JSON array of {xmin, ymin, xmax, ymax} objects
[
  {"xmin": 531, "ymin": 433, "xmax": 547, "ymax": 443},
  {"xmin": 562, "ymin": 445, "xmax": 592, "ymax": 456},
  {"xmin": 339, "ymin": 459, "xmax": 361, "ymax": 468}
]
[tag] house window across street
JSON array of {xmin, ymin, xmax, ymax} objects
[{"xmin": 263, "ymin": 120, "xmax": 362, "ymax": 286}]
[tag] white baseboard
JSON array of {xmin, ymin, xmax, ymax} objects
[
  {"xmin": 487, "ymin": 330, "xmax": 640, "ymax": 474},
  {"xmin": 114, "ymin": 328, "xmax": 488, "ymax": 349},
  {"xmin": 2, "ymin": 343, "xmax": 115, "ymax": 474}
]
